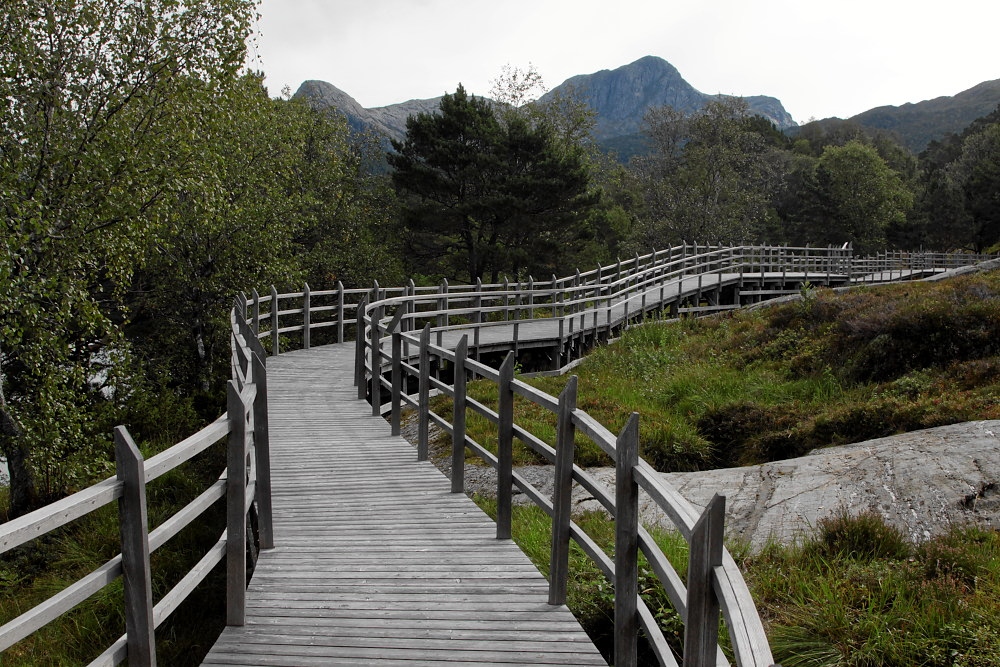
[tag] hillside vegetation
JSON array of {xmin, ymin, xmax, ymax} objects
[
  {"xmin": 454, "ymin": 271, "xmax": 1000, "ymax": 665},
  {"xmin": 449, "ymin": 269, "xmax": 1000, "ymax": 474}
]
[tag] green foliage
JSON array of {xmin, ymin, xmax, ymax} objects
[
  {"xmin": 750, "ymin": 516, "xmax": 1000, "ymax": 666},
  {"xmin": 816, "ymin": 141, "xmax": 914, "ymax": 253},
  {"xmin": 0, "ymin": 0, "xmax": 256, "ymax": 515},
  {"xmin": 0, "ymin": 0, "xmax": 400, "ymax": 516},
  {"xmin": 630, "ymin": 99, "xmax": 783, "ymax": 248},
  {"xmin": 389, "ymin": 85, "xmax": 598, "ymax": 283}
]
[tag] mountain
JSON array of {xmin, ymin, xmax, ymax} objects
[
  {"xmin": 539, "ymin": 56, "xmax": 797, "ymax": 155},
  {"xmin": 793, "ymin": 79, "xmax": 1000, "ymax": 153},
  {"xmin": 293, "ymin": 56, "xmax": 796, "ymax": 155},
  {"xmin": 848, "ymin": 79, "xmax": 1000, "ymax": 152},
  {"xmin": 294, "ymin": 80, "xmax": 441, "ymax": 143}
]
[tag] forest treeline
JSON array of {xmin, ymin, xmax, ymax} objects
[{"xmin": 3, "ymin": 0, "xmax": 1000, "ymax": 517}]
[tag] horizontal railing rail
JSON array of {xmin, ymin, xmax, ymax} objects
[
  {"xmin": 0, "ymin": 303, "xmax": 274, "ymax": 666},
  {"xmin": 5, "ymin": 243, "xmax": 992, "ymax": 666},
  {"xmin": 358, "ymin": 307, "xmax": 775, "ymax": 666}
]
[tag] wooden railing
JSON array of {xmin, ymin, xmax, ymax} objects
[
  {"xmin": 241, "ymin": 245, "xmax": 995, "ymax": 366},
  {"xmin": 340, "ymin": 244, "xmax": 992, "ymax": 667},
  {"xmin": 0, "ymin": 301, "xmax": 274, "ymax": 666},
  {"xmin": 359, "ymin": 314, "xmax": 770, "ymax": 667},
  {"xmin": 3, "ymin": 243, "xmax": 993, "ymax": 666}
]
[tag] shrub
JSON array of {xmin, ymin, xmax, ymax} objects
[{"xmin": 808, "ymin": 511, "xmax": 911, "ymax": 561}]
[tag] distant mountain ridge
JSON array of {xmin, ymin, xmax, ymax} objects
[
  {"xmin": 293, "ymin": 56, "xmax": 796, "ymax": 153},
  {"xmin": 294, "ymin": 80, "xmax": 441, "ymax": 141},
  {"xmin": 540, "ymin": 56, "xmax": 797, "ymax": 149},
  {"xmin": 839, "ymin": 78, "xmax": 1000, "ymax": 152},
  {"xmin": 293, "ymin": 57, "xmax": 1000, "ymax": 156}
]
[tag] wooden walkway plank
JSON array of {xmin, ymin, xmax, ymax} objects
[{"xmin": 201, "ymin": 345, "xmax": 606, "ymax": 666}]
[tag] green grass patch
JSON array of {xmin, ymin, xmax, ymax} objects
[
  {"xmin": 435, "ymin": 270, "xmax": 1000, "ymax": 472},
  {"xmin": 749, "ymin": 513, "xmax": 1000, "ymax": 666}
]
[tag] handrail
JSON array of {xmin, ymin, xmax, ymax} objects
[
  {"xmin": 0, "ymin": 303, "xmax": 274, "ymax": 666},
  {"xmin": 338, "ymin": 244, "xmax": 993, "ymax": 667},
  {"xmin": 369, "ymin": 321, "xmax": 771, "ymax": 666},
  {"xmin": 4, "ymin": 243, "xmax": 993, "ymax": 666}
]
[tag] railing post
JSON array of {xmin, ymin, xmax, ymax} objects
[
  {"xmin": 251, "ymin": 288, "xmax": 260, "ymax": 337},
  {"xmin": 573, "ymin": 269, "xmax": 581, "ymax": 314},
  {"xmin": 451, "ymin": 335, "xmax": 469, "ymax": 494},
  {"xmin": 503, "ymin": 276, "xmax": 510, "ymax": 321},
  {"xmin": 270, "ymin": 285, "xmax": 279, "ymax": 356},
  {"xmin": 684, "ymin": 494, "xmax": 726, "ymax": 666},
  {"xmin": 336, "ymin": 280, "xmax": 345, "ymax": 344},
  {"xmin": 549, "ymin": 376, "xmax": 577, "ymax": 605},
  {"xmin": 439, "ymin": 279, "xmax": 448, "ymax": 329},
  {"xmin": 475, "ymin": 278, "xmax": 483, "ymax": 324},
  {"xmin": 354, "ymin": 295, "xmax": 368, "ymax": 397},
  {"xmin": 226, "ymin": 380, "xmax": 248, "ymax": 626},
  {"xmin": 615, "ymin": 414, "xmax": 641, "ymax": 667},
  {"xmin": 114, "ymin": 427, "xmax": 156, "ymax": 667},
  {"xmin": 496, "ymin": 352, "xmax": 515, "ymax": 540},
  {"xmin": 302, "ymin": 283, "xmax": 311, "ymax": 350},
  {"xmin": 418, "ymin": 323, "xmax": 431, "ymax": 461},
  {"xmin": 370, "ymin": 304, "xmax": 382, "ymax": 417},
  {"xmin": 251, "ymin": 352, "xmax": 274, "ymax": 550},
  {"xmin": 527, "ymin": 276, "xmax": 535, "ymax": 319},
  {"xmin": 390, "ymin": 310, "xmax": 404, "ymax": 436}
]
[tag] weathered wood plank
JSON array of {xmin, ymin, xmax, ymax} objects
[{"xmin": 201, "ymin": 344, "xmax": 605, "ymax": 666}]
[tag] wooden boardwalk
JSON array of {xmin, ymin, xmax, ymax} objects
[
  {"xmin": 418, "ymin": 271, "xmax": 837, "ymax": 356},
  {"xmin": 201, "ymin": 345, "xmax": 606, "ymax": 666}
]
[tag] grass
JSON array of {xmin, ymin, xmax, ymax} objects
[
  {"xmin": 750, "ymin": 514, "xmax": 1000, "ymax": 667},
  {"xmin": 434, "ymin": 269, "xmax": 1000, "ymax": 473}
]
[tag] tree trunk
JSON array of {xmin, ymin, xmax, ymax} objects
[{"xmin": 0, "ymin": 403, "xmax": 37, "ymax": 518}]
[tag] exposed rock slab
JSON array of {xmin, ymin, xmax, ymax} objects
[{"xmin": 578, "ymin": 421, "xmax": 1000, "ymax": 550}]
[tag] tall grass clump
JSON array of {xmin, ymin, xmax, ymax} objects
[{"xmin": 748, "ymin": 513, "xmax": 1000, "ymax": 666}]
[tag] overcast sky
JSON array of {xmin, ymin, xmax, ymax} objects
[{"xmin": 250, "ymin": 0, "xmax": 999, "ymax": 124}]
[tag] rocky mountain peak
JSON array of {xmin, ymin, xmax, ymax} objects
[{"xmin": 542, "ymin": 56, "xmax": 797, "ymax": 148}]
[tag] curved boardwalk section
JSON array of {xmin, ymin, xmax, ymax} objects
[{"xmin": 201, "ymin": 345, "xmax": 605, "ymax": 666}]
